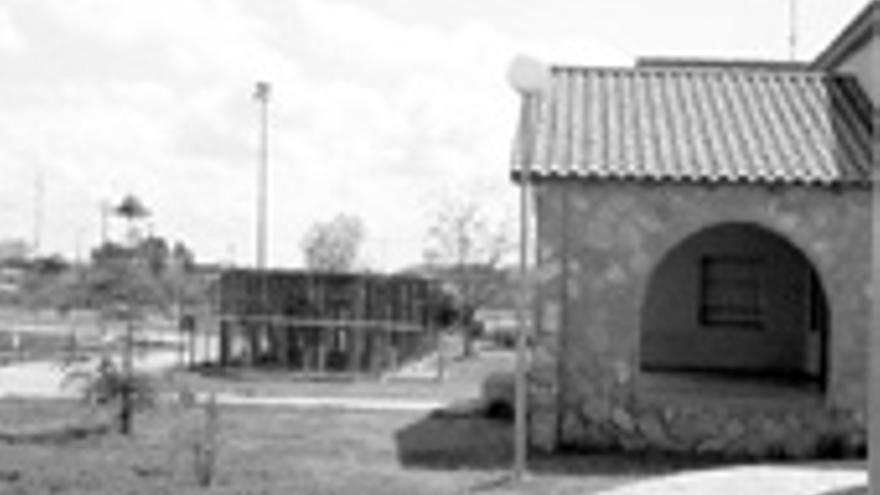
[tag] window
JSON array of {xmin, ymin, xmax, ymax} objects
[{"xmin": 699, "ymin": 255, "xmax": 765, "ymax": 328}]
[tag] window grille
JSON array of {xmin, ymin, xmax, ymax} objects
[{"xmin": 699, "ymin": 255, "xmax": 765, "ymax": 328}]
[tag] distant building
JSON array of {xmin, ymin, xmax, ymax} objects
[
  {"xmin": 0, "ymin": 265, "xmax": 25, "ymax": 295},
  {"xmin": 514, "ymin": 3, "xmax": 876, "ymax": 457}
]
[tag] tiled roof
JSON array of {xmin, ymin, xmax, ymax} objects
[
  {"xmin": 638, "ymin": 57, "xmax": 809, "ymax": 72},
  {"xmin": 511, "ymin": 66, "xmax": 873, "ymax": 186}
]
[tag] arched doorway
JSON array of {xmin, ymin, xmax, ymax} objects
[{"xmin": 640, "ymin": 223, "xmax": 828, "ymax": 390}]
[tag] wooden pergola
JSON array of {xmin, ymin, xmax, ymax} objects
[{"xmin": 210, "ymin": 269, "xmax": 440, "ymax": 376}]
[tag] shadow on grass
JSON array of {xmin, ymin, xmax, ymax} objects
[
  {"xmin": 0, "ymin": 411, "xmax": 113, "ymax": 445},
  {"xmin": 395, "ymin": 409, "xmax": 513, "ymax": 470},
  {"xmin": 394, "ymin": 408, "xmax": 726, "ymax": 478},
  {"xmin": 185, "ymin": 364, "xmax": 373, "ymax": 383}
]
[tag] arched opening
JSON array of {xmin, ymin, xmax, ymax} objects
[{"xmin": 640, "ymin": 223, "xmax": 828, "ymax": 392}]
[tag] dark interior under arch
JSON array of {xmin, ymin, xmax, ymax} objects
[{"xmin": 640, "ymin": 223, "xmax": 828, "ymax": 392}]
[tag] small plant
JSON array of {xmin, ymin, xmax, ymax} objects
[{"xmin": 64, "ymin": 356, "xmax": 157, "ymax": 433}]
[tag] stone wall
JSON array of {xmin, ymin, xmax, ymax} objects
[{"xmin": 528, "ymin": 179, "xmax": 871, "ymax": 458}]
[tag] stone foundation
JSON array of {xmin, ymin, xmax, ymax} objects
[{"xmin": 554, "ymin": 394, "xmax": 865, "ymax": 459}]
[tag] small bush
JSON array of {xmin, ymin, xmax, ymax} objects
[
  {"xmin": 66, "ymin": 357, "xmax": 157, "ymax": 411},
  {"xmin": 64, "ymin": 356, "xmax": 157, "ymax": 434},
  {"xmin": 484, "ymin": 401, "xmax": 513, "ymax": 420}
]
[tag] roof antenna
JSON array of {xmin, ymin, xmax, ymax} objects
[{"xmin": 788, "ymin": 0, "xmax": 799, "ymax": 60}]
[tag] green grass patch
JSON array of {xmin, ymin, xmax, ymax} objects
[{"xmin": 0, "ymin": 398, "xmax": 655, "ymax": 494}]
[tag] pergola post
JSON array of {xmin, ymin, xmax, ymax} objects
[
  {"xmin": 249, "ymin": 323, "xmax": 260, "ymax": 366},
  {"xmin": 350, "ymin": 326, "xmax": 364, "ymax": 373},
  {"xmin": 188, "ymin": 319, "xmax": 197, "ymax": 368},
  {"xmin": 316, "ymin": 328, "xmax": 327, "ymax": 373},
  {"xmin": 276, "ymin": 323, "xmax": 289, "ymax": 368},
  {"xmin": 219, "ymin": 320, "xmax": 230, "ymax": 367}
]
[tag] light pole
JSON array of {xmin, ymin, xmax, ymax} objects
[
  {"xmin": 113, "ymin": 193, "xmax": 150, "ymax": 435},
  {"xmin": 507, "ymin": 55, "xmax": 551, "ymax": 481},
  {"xmin": 253, "ymin": 81, "xmax": 271, "ymax": 366},
  {"xmin": 254, "ymin": 81, "xmax": 271, "ymax": 270},
  {"xmin": 869, "ymin": 40, "xmax": 880, "ymax": 495}
]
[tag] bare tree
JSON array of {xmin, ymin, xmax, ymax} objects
[
  {"xmin": 423, "ymin": 198, "xmax": 512, "ymax": 357},
  {"xmin": 301, "ymin": 213, "xmax": 365, "ymax": 272}
]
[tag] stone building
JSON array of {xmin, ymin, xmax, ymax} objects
[{"xmin": 515, "ymin": 2, "xmax": 876, "ymax": 457}]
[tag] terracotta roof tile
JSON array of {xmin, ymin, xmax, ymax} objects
[{"xmin": 512, "ymin": 67, "xmax": 873, "ymax": 186}]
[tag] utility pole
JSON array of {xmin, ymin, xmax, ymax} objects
[
  {"xmin": 32, "ymin": 167, "xmax": 44, "ymax": 255},
  {"xmin": 74, "ymin": 228, "xmax": 83, "ymax": 265},
  {"xmin": 99, "ymin": 200, "xmax": 109, "ymax": 246}
]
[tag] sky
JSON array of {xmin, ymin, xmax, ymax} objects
[{"xmin": 0, "ymin": 0, "xmax": 869, "ymax": 271}]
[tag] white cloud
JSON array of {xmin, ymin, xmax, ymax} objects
[
  {"xmin": 292, "ymin": 0, "xmax": 618, "ymax": 268},
  {"xmin": 0, "ymin": 0, "xmax": 630, "ymax": 270},
  {"xmin": 0, "ymin": 7, "xmax": 27, "ymax": 55}
]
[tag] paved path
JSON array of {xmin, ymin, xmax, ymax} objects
[
  {"xmin": 597, "ymin": 465, "xmax": 865, "ymax": 495},
  {"xmin": 0, "ymin": 350, "xmax": 180, "ymax": 398},
  {"xmin": 0, "ymin": 351, "xmax": 456, "ymax": 413},
  {"xmin": 198, "ymin": 393, "xmax": 447, "ymax": 412}
]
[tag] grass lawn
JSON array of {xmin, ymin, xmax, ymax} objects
[
  {"xmin": 3, "ymin": 344, "xmax": 841, "ymax": 494},
  {"xmin": 0, "ymin": 397, "xmax": 706, "ymax": 495},
  {"xmin": 0, "ymin": 346, "xmax": 703, "ymax": 495}
]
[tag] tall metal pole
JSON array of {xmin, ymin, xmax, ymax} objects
[
  {"xmin": 254, "ymin": 81, "xmax": 271, "ymax": 270},
  {"xmin": 513, "ymin": 94, "xmax": 534, "ymax": 480},
  {"xmin": 508, "ymin": 55, "xmax": 550, "ymax": 483},
  {"xmin": 254, "ymin": 81, "xmax": 271, "ymax": 367},
  {"xmin": 32, "ymin": 166, "xmax": 44, "ymax": 254},
  {"xmin": 97, "ymin": 200, "xmax": 110, "ymax": 251}
]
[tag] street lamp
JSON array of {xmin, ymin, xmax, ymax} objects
[
  {"xmin": 115, "ymin": 194, "xmax": 150, "ymax": 243},
  {"xmin": 113, "ymin": 193, "xmax": 150, "ymax": 435},
  {"xmin": 254, "ymin": 81, "xmax": 271, "ymax": 270},
  {"xmin": 253, "ymin": 81, "xmax": 271, "ymax": 368},
  {"xmin": 507, "ymin": 54, "xmax": 551, "ymax": 481}
]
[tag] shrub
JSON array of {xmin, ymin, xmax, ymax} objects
[{"xmin": 64, "ymin": 356, "xmax": 157, "ymax": 433}]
